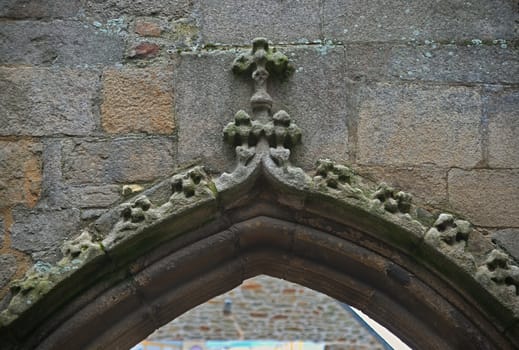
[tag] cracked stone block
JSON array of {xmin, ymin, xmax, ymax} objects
[
  {"xmin": 0, "ymin": 140, "xmax": 42, "ymax": 208},
  {"xmin": 389, "ymin": 45, "xmax": 519, "ymax": 84},
  {"xmin": 0, "ymin": 67, "xmax": 99, "ymax": 137},
  {"xmin": 0, "ymin": 20, "xmax": 124, "ymax": 66},
  {"xmin": 448, "ymin": 169, "xmax": 519, "ymax": 227},
  {"xmin": 84, "ymin": 0, "xmax": 193, "ymax": 20},
  {"xmin": 0, "ymin": 0, "xmax": 81, "ymax": 19},
  {"xmin": 0, "ymin": 254, "xmax": 17, "ymax": 290},
  {"xmin": 356, "ymin": 83, "xmax": 482, "ymax": 168},
  {"xmin": 11, "ymin": 207, "xmax": 81, "ymax": 263},
  {"xmin": 323, "ymin": 0, "xmax": 517, "ymax": 42},
  {"xmin": 487, "ymin": 89, "xmax": 519, "ymax": 168},
  {"xmin": 199, "ymin": 0, "xmax": 320, "ymax": 45},
  {"xmin": 62, "ymin": 137, "xmax": 176, "ymax": 185},
  {"xmin": 101, "ymin": 67, "xmax": 175, "ymax": 134}
]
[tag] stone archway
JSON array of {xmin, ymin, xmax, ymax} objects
[
  {"xmin": 0, "ymin": 38, "xmax": 518, "ymax": 350},
  {"xmin": 1, "ymin": 157, "xmax": 518, "ymax": 349}
]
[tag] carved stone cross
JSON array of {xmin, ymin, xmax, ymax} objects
[{"xmin": 223, "ymin": 38, "xmax": 301, "ymax": 171}]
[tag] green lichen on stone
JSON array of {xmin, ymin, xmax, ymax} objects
[
  {"xmin": 0, "ymin": 231, "xmax": 104, "ymax": 326},
  {"xmin": 232, "ymin": 37, "xmax": 294, "ymax": 79},
  {"xmin": 223, "ymin": 110, "xmax": 263, "ymax": 147},
  {"xmin": 264, "ymin": 110, "xmax": 302, "ymax": 149},
  {"xmin": 372, "ymin": 182, "xmax": 413, "ymax": 214}
]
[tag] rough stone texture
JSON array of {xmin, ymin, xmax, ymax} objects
[
  {"xmin": 147, "ymin": 275, "xmax": 384, "ymax": 347},
  {"xmin": 62, "ymin": 185, "xmax": 121, "ymax": 209},
  {"xmin": 0, "ymin": 20, "xmax": 124, "ymax": 66},
  {"xmin": 174, "ymin": 51, "xmax": 251, "ymax": 172},
  {"xmin": 0, "ymin": 0, "xmax": 81, "ymax": 19},
  {"xmin": 487, "ymin": 89, "xmax": 519, "ymax": 168},
  {"xmin": 323, "ymin": 0, "xmax": 518, "ymax": 42},
  {"xmin": 175, "ymin": 47, "xmax": 349, "ymax": 172},
  {"xmin": 199, "ymin": 0, "xmax": 320, "ymax": 44},
  {"xmin": 11, "ymin": 207, "xmax": 81, "ymax": 263},
  {"xmin": 39, "ymin": 139, "xmax": 67, "ymax": 210},
  {"xmin": 343, "ymin": 43, "xmax": 392, "ymax": 82},
  {"xmin": 0, "ymin": 255, "xmax": 17, "ymax": 290},
  {"xmin": 0, "ymin": 67, "xmax": 99, "ymax": 137},
  {"xmin": 389, "ymin": 44, "xmax": 519, "ymax": 84},
  {"xmin": 354, "ymin": 165, "xmax": 447, "ymax": 207},
  {"xmin": 492, "ymin": 229, "xmax": 519, "ymax": 262},
  {"xmin": 270, "ymin": 46, "xmax": 349, "ymax": 169},
  {"xmin": 448, "ymin": 169, "xmax": 519, "ymax": 227},
  {"xmin": 101, "ymin": 67, "xmax": 175, "ymax": 134},
  {"xmin": 84, "ymin": 0, "xmax": 193, "ymax": 20},
  {"xmin": 0, "ymin": 140, "xmax": 42, "ymax": 208},
  {"xmin": 357, "ymin": 83, "xmax": 482, "ymax": 167},
  {"xmin": 62, "ymin": 137, "xmax": 176, "ymax": 184},
  {"xmin": 0, "ymin": 217, "xmax": 4, "ymax": 247},
  {"xmin": 135, "ymin": 20, "xmax": 162, "ymax": 37}
]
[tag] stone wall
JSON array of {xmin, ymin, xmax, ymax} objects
[
  {"xmin": 146, "ymin": 275, "xmax": 385, "ymax": 349},
  {"xmin": 0, "ymin": 0, "xmax": 518, "ymax": 334}
]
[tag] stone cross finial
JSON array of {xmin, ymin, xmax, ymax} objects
[
  {"xmin": 223, "ymin": 38, "xmax": 301, "ymax": 174},
  {"xmin": 232, "ymin": 37, "xmax": 293, "ymax": 122}
]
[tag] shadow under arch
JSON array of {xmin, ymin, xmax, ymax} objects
[{"xmin": 2, "ymin": 172, "xmax": 517, "ymax": 349}]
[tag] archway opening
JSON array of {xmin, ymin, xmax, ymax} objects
[
  {"xmin": 29, "ymin": 211, "xmax": 504, "ymax": 350},
  {"xmin": 133, "ymin": 274, "xmax": 407, "ymax": 350}
]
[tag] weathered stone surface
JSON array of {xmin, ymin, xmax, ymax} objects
[
  {"xmin": 0, "ymin": 20, "xmax": 124, "ymax": 66},
  {"xmin": 492, "ymin": 229, "xmax": 519, "ymax": 262},
  {"xmin": 0, "ymin": 67, "xmax": 99, "ymax": 137},
  {"xmin": 0, "ymin": 255, "xmax": 17, "ymax": 290},
  {"xmin": 448, "ymin": 169, "xmax": 519, "ymax": 227},
  {"xmin": 174, "ymin": 51, "xmax": 251, "ymax": 171},
  {"xmin": 487, "ymin": 89, "xmax": 519, "ymax": 168},
  {"xmin": 84, "ymin": 0, "xmax": 193, "ymax": 19},
  {"xmin": 270, "ymin": 47, "xmax": 349, "ymax": 169},
  {"xmin": 135, "ymin": 20, "xmax": 162, "ymax": 37},
  {"xmin": 101, "ymin": 68, "xmax": 174, "ymax": 134},
  {"xmin": 0, "ymin": 0, "xmax": 81, "ymax": 19},
  {"xmin": 357, "ymin": 84, "xmax": 482, "ymax": 167},
  {"xmin": 199, "ymin": 0, "xmax": 320, "ymax": 44},
  {"xmin": 323, "ymin": 0, "xmax": 517, "ymax": 42},
  {"xmin": 128, "ymin": 42, "xmax": 161, "ymax": 59},
  {"xmin": 175, "ymin": 47, "xmax": 349, "ymax": 172},
  {"xmin": 62, "ymin": 137, "xmax": 176, "ymax": 185},
  {"xmin": 354, "ymin": 165, "xmax": 447, "ymax": 207},
  {"xmin": 11, "ymin": 207, "xmax": 81, "ymax": 263},
  {"xmin": 0, "ymin": 140, "xmax": 42, "ymax": 208},
  {"xmin": 343, "ymin": 43, "xmax": 392, "ymax": 82},
  {"xmin": 0, "ymin": 217, "xmax": 4, "ymax": 247},
  {"xmin": 62, "ymin": 185, "xmax": 121, "ymax": 209},
  {"xmin": 389, "ymin": 44, "xmax": 519, "ymax": 84}
]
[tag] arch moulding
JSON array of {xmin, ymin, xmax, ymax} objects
[{"xmin": 0, "ymin": 38, "xmax": 518, "ymax": 350}]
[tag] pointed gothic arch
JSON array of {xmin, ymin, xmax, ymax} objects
[
  {"xmin": 0, "ymin": 160, "xmax": 518, "ymax": 349},
  {"xmin": 1, "ymin": 38, "xmax": 517, "ymax": 350}
]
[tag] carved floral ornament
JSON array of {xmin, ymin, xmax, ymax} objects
[{"xmin": 1, "ymin": 39, "xmax": 518, "ymax": 345}]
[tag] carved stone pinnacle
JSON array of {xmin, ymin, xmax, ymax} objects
[{"xmin": 232, "ymin": 37, "xmax": 293, "ymax": 121}]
